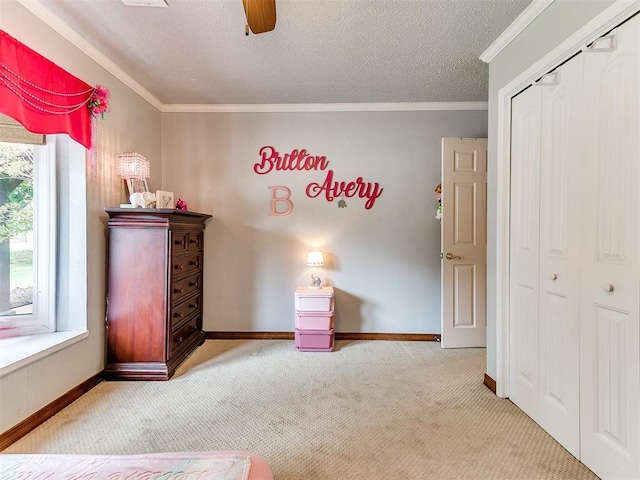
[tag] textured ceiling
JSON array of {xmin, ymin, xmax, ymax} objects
[{"xmin": 35, "ymin": 0, "xmax": 531, "ymax": 105}]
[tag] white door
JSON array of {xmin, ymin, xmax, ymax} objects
[
  {"xmin": 509, "ymin": 87, "xmax": 542, "ymax": 420},
  {"xmin": 441, "ymin": 137, "xmax": 487, "ymax": 348},
  {"xmin": 537, "ymin": 55, "xmax": 583, "ymax": 458},
  {"xmin": 580, "ymin": 17, "xmax": 640, "ymax": 480}
]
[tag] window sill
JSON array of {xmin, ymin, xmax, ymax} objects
[{"xmin": 0, "ymin": 330, "xmax": 89, "ymax": 378}]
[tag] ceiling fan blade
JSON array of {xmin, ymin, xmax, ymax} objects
[{"xmin": 242, "ymin": 0, "xmax": 276, "ymax": 34}]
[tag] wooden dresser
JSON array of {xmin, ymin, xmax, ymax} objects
[{"xmin": 104, "ymin": 208, "xmax": 212, "ymax": 380}]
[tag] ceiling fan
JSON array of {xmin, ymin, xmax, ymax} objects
[{"xmin": 242, "ymin": 0, "xmax": 276, "ymax": 35}]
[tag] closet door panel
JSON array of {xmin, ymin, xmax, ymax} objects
[
  {"xmin": 581, "ymin": 15, "xmax": 640, "ymax": 480},
  {"xmin": 538, "ymin": 54, "xmax": 584, "ymax": 459},
  {"xmin": 509, "ymin": 86, "xmax": 542, "ymax": 420}
]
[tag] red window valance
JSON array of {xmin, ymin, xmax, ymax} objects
[{"xmin": 0, "ymin": 30, "xmax": 108, "ymax": 150}]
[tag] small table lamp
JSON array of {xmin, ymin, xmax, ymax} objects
[
  {"xmin": 306, "ymin": 251, "xmax": 324, "ymax": 289},
  {"xmin": 116, "ymin": 152, "xmax": 150, "ymax": 196}
]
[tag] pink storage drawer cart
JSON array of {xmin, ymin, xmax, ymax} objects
[{"xmin": 294, "ymin": 286, "xmax": 335, "ymax": 351}]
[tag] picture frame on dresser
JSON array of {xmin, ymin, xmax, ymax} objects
[
  {"xmin": 155, "ymin": 190, "xmax": 175, "ymax": 209},
  {"xmin": 125, "ymin": 178, "xmax": 149, "ymax": 196}
]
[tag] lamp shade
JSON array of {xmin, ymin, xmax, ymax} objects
[
  {"xmin": 306, "ymin": 251, "xmax": 324, "ymax": 267},
  {"xmin": 116, "ymin": 152, "xmax": 150, "ymax": 180}
]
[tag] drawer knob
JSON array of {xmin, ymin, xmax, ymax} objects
[
  {"xmin": 177, "ymin": 336, "xmax": 183, "ymax": 343},
  {"xmin": 174, "ymin": 312, "xmax": 184, "ymax": 318},
  {"xmin": 175, "ymin": 240, "xmax": 185, "ymax": 246},
  {"xmin": 175, "ymin": 264, "xmax": 184, "ymax": 270},
  {"xmin": 549, "ymin": 273, "xmax": 558, "ymax": 281},
  {"xmin": 189, "ymin": 281, "xmax": 198, "ymax": 287},
  {"xmin": 602, "ymin": 283, "xmax": 614, "ymax": 293},
  {"xmin": 189, "ymin": 260, "xmax": 199, "ymax": 267},
  {"xmin": 190, "ymin": 239, "xmax": 197, "ymax": 244},
  {"xmin": 174, "ymin": 288, "xmax": 184, "ymax": 294},
  {"xmin": 189, "ymin": 303, "xmax": 197, "ymax": 309}
]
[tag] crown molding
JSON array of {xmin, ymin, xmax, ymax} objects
[
  {"xmin": 480, "ymin": 0, "xmax": 555, "ymax": 63},
  {"xmin": 15, "ymin": 0, "xmax": 164, "ymax": 111},
  {"xmin": 162, "ymin": 102, "xmax": 488, "ymax": 113}
]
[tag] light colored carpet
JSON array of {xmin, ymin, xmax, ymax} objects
[{"xmin": 5, "ymin": 340, "xmax": 597, "ymax": 479}]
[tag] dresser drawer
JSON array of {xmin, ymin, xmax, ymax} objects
[
  {"xmin": 173, "ymin": 231, "xmax": 203, "ymax": 255},
  {"xmin": 169, "ymin": 316, "xmax": 199, "ymax": 357},
  {"xmin": 295, "ymin": 328, "xmax": 334, "ymax": 352},
  {"xmin": 172, "ymin": 253, "xmax": 202, "ymax": 278},
  {"xmin": 187, "ymin": 232, "xmax": 203, "ymax": 251},
  {"xmin": 295, "ymin": 286, "xmax": 334, "ymax": 312},
  {"xmin": 172, "ymin": 232, "xmax": 189, "ymax": 254},
  {"xmin": 172, "ymin": 273, "xmax": 201, "ymax": 306},
  {"xmin": 171, "ymin": 293, "xmax": 201, "ymax": 331},
  {"xmin": 295, "ymin": 312, "xmax": 334, "ymax": 330}
]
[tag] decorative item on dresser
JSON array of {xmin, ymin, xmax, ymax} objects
[{"xmin": 104, "ymin": 208, "xmax": 212, "ymax": 380}]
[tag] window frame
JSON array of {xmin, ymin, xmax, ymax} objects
[{"xmin": 32, "ymin": 137, "xmax": 57, "ymax": 333}]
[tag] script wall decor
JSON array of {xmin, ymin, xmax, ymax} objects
[{"xmin": 253, "ymin": 145, "xmax": 384, "ymax": 213}]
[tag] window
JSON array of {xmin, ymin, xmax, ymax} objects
[
  {"xmin": 0, "ymin": 132, "xmax": 88, "ymax": 376},
  {"xmin": 0, "ymin": 139, "xmax": 56, "ymax": 338},
  {"xmin": 0, "ymin": 119, "xmax": 87, "ymax": 374}
]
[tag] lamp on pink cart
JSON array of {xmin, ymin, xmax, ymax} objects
[{"xmin": 306, "ymin": 251, "xmax": 324, "ymax": 289}]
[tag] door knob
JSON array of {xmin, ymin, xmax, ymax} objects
[
  {"xmin": 445, "ymin": 252, "xmax": 462, "ymax": 260},
  {"xmin": 549, "ymin": 273, "xmax": 558, "ymax": 281}
]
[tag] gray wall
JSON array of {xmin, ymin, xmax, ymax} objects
[
  {"xmin": 485, "ymin": 0, "xmax": 614, "ymax": 379},
  {"xmin": 162, "ymin": 110, "xmax": 487, "ymax": 334}
]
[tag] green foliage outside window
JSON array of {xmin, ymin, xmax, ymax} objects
[{"xmin": 0, "ymin": 143, "xmax": 33, "ymax": 243}]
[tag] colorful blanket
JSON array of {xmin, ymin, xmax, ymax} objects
[{"xmin": 0, "ymin": 452, "xmax": 251, "ymax": 480}]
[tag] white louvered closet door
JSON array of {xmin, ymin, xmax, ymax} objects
[
  {"xmin": 509, "ymin": 85, "xmax": 542, "ymax": 422},
  {"xmin": 580, "ymin": 15, "xmax": 640, "ymax": 480},
  {"xmin": 537, "ymin": 54, "xmax": 584, "ymax": 459}
]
